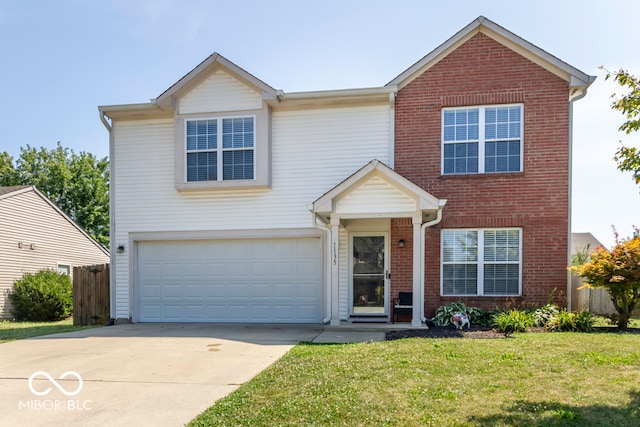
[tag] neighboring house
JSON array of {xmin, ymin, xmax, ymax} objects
[
  {"xmin": 100, "ymin": 16, "xmax": 594, "ymax": 326},
  {"xmin": 570, "ymin": 232, "xmax": 616, "ymax": 315},
  {"xmin": 0, "ymin": 186, "xmax": 110, "ymax": 318}
]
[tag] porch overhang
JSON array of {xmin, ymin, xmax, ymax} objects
[
  {"xmin": 312, "ymin": 159, "xmax": 446, "ymax": 222},
  {"xmin": 311, "ymin": 160, "xmax": 446, "ymax": 327}
]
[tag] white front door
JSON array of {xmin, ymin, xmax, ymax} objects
[{"xmin": 350, "ymin": 233, "xmax": 389, "ymax": 317}]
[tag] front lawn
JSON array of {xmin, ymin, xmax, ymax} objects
[
  {"xmin": 189, "ymin": 332, "xmax": 640, "ymax": 426},
  {"xmin": 0, "ymin": 318, "xmax": 97, "ymax": 343}
]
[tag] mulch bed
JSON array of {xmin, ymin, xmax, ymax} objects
[{"xmin": 385, "ymin": 325, "xmax": 640, "ymax": 340}]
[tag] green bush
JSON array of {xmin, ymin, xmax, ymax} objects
[
  {"xmin": 532, "ymin": 304, "xmax": 559, "ymax": 328},
  {"xmin": 493, "ymin": 309, "xmax": 533, "ymax": 334},
  {"xmin": 432, "ymin": 302, "xmax": 487, "ymax": 327},
  {"xmin": 573, "ymin": 311, "xmax": 596, "ymax": 332},
  {"xmin": 547, "ymin": 309, "xmax": 595, "ymax": 332},
  {"xmin": 8, "ymin": 270, "xmax": 73, "ymax": 321}
]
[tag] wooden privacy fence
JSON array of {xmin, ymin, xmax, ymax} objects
[{"xmin": 73, "ymin": 263, "xmax": 110, "ymax": 326}]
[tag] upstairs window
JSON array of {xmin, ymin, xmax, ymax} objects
[
  {"xmin": 442, "ymin": 104, "xmax": 522, "ymax": 175},
  {"xmin": 186, "ymin": 116, "xmax": 255, "ymax": 182}
]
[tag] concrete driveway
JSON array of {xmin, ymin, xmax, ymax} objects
[{"xmin": 0, "ymin": 323, "xmax": 326, "ymax": 427}]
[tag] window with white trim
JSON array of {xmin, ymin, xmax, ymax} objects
[
  {"xmin": 57, "ymin": 264, "xmax": 71, "ymax": 275},
  {"xmin": 186, "ymin": 116, "xmax": 255, "ymax": 182},
  {"xmin": 442, "ymin": 104, "xmax": 522, "ymax": 175},
  {"xmin": 441, "ymin": 228, "xmax": 521, "ymax": 296}
]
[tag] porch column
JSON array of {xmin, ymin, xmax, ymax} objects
[
  {"xmin": 412, "ymin": 214, "xmax": 423, "ymax": 327},
  {"xmin": 330, "ymin": 216, "xmax": 341, "ymax": 326}
]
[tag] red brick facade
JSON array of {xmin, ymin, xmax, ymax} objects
[{"xmin": 392, "ymin": 33, "xmax": 570, "ymax": 316}]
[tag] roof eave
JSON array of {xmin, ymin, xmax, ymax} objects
[
  {"xmin": 98, "ymin": 103, "xmax": 173, "ymax": 121},
  {"xmin": 269, "ymin": 86, "xmax": 397, "ymax": 108},
  {"xmin": 387, "ymin": 16, "xmax": 596, "ymax": 93}
]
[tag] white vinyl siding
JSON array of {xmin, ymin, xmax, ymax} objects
[
  {"xmin": 0, "ymin": 190, "xmax": 109, "ymax": 318},
  {"xmin": 179, "ymin": 70, "xmax": 262, "ymax": 114},
  {"xmin": 441, "ymin": 228, "xmax": 522, "ymax": 296},
  {"xmin": 335, "ymin": 176, "xmax": 417, "ymax": 214},
  {"xmin": 112, "ymin": 103, "xmax": 392, "ymax": 319}
]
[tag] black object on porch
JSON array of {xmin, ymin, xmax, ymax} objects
[{"xmin": 392, "ymin": 291, "xmax": 413, "ymax": 323}]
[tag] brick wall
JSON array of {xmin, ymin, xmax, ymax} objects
[{"xmin": 394, "ymin": 33, "xmax": 570, "ymax": 316}]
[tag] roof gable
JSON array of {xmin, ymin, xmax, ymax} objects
[
  {"xmin": 0, "ymin": 186, "xmax": 109, "ymax": 256},
  {"xmin": 387, "ymin": 16, "xmax": 595, "ymax": 97},
  {"xmin": 154, "ymin": 53, "xmax": 277, "ymax": 110},
  {"xmin": 313, "ymin": 160, "xmax": 445, "ymax": 221}
]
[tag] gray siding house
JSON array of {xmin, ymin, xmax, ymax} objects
[{"xmin": 0, "ymin": 186, "xmax": 110, "ymax": 318}]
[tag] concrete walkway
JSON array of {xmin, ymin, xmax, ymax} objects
[{"xmin": 0, "ymin": 323, "xmax": 388, "ymax": 427}]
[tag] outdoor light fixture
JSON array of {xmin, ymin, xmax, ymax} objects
[
  {"xmin": 117, "ymin": 245, "xmax": 125, "ymax": 254},
  {"xmin": 398, "ymin": 239, "xmax": 405, "ymax": 248}
]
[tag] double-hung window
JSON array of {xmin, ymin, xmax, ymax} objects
[
  {"xmin": 442, "ymin": 104, "xmax": 522, "ymax": 175},
  {"xmin": 186, "ymin": 116, "xmax": 255, "ymax": 182},
  {"xmin": 441, "ymin": 228, "xmax": 521, "ymax": 296}
]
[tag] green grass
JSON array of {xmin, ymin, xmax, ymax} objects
[
  {"xmin": 189, "ymin": 332, "xmax": 640, "ymax": 427},
  {"xmin": 0, "ymin": 318, "xmax": 98, "ymax": 343}
]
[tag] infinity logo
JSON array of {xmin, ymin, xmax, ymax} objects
[{"xmin": 28, "ymin": 371, "xmax": 83, "ymax": 397}]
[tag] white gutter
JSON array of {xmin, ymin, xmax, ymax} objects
[
  {"xmin": 311, "ymin": 211, "xmax": 333, "ymax": 324},
  {"xmin": 420, "ymin": 200, "xmax": 447, "ymax": 323},
  {"xmin": 566, "ymin": 86, "xmax": 591, "ymax": 311},
  {"xmin": 99, "ymin": 110, "xmax": 117, "ymax": 321}
]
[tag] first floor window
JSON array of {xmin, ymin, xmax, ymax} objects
[
  {"xmin": 186, "ymin": 116, "xmax": 254, "ymax": 182},
  {"xmin": 441, "ymin": 228, "xmax": 521, "ymax": 296}
]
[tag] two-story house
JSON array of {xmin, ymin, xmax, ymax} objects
[{"xmin": 100, "ymin": 16, "xmax": 594, "ymax": 326}]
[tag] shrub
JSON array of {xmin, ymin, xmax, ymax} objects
[
  {"xmin": 493, "ymin": 309, "xmax": 533, "ymax": 334},
  {"xmin": 571, "ymin": 230, "xmax": 640, "ymax": 329},
  {"xmin": 8, "ymin": 269, "xmax": 73, "ymax": 321},
  {"xmin": 432, "ymin": 302, "xmax": 486, "ymax": 327},
  {"xmin": 547, "ymin": 309, "xmax": 595, "ymax": 332},
  {"xmin": 573, "ymin": 311, "xmax": 596, "ymax": 332},
  {"xmin": 532, "ymin": 304, "xmax": 559, "ymax": 328}
]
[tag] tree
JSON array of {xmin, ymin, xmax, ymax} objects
[
  {"xmin": 571, "ymin": 229, "xmax": 640, "ymax": 329},
  {"xmin": 0, "ymin": 143, "xmax": 109, "ymax": 247},
  {"xmin": 605, "ymin": 68, "xmax": 640, "ymax": 185},
  {"xmin": 0, "ymin": 152, "xmax": 19, "ymax": 186}
]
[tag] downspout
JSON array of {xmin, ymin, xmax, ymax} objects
[
  {"xmin": 312, "ymin": 212, "xmax": 332, "ymax": 324},
  {"xmin": 566, "ymin": 86, "xmax": 591, "ymax": 311},
  {"xmin": 99, "ymin": 110, "xmax": 117, "ymax": 322},
  {"xmin": 420, "ymin": 200, "xmax": 447, "ymax": 323}
]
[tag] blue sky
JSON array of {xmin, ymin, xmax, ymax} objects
[{"xmin": 0, "ymin": 0, "xmax": 638, "ymax": 247}]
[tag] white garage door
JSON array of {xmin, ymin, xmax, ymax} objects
[{"xmin": 136, "ymin": 238, "xmax": 322, "ymax": 323}]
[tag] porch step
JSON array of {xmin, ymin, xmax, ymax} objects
[{"xmin": 348, "ymin": 316, "xmax": 390, "ymax": 323}]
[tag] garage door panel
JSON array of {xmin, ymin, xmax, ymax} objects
[
  {"xmin": 206, "ymin": 283, "xmax": 226, "ymax": 298},
  {"xmin": 163, "ymin": 284, "xmax": 182, "ymax": 298},
  {"xmin": 228, "ymin": 304, "xmax": 249, "ymax": 320},
  {"xmin": 184, "ymin": 306, "xmax": 204, "ymax": 319},
  {"xmin": 184, "ymin": 263, "xmax": 204, "ymax": 277},
  {"xmin": 137, "ymin": 238, "xmax": 322, "ymax": 323},
  {"xmin": 163, "ymin": 306, "xmax": 182, "ymax": 320},
  {"xmin": 227, "ymin": 283, "xmax": 248, "ymax": 298},
  {"xmin": 296, "ymin": 283, "xmax": 318, "ymax": 298},
  {"xmin": 249, "ymin": 283, "xmax": 272, "ymax": 298},
  {"xmin": 162, "ymin": 263, "xmax": 182, "ymax": 278},
  {"xmin": 250, "ymin": 262, "xmax": 272, "ymax": 276},
  {"xmin": 183, "ymin": 284, "xmax": 204, "ymax": 298},
  {"xmin": 227, "ymin": 262, "xmax": 249, "ymax": 276}
]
